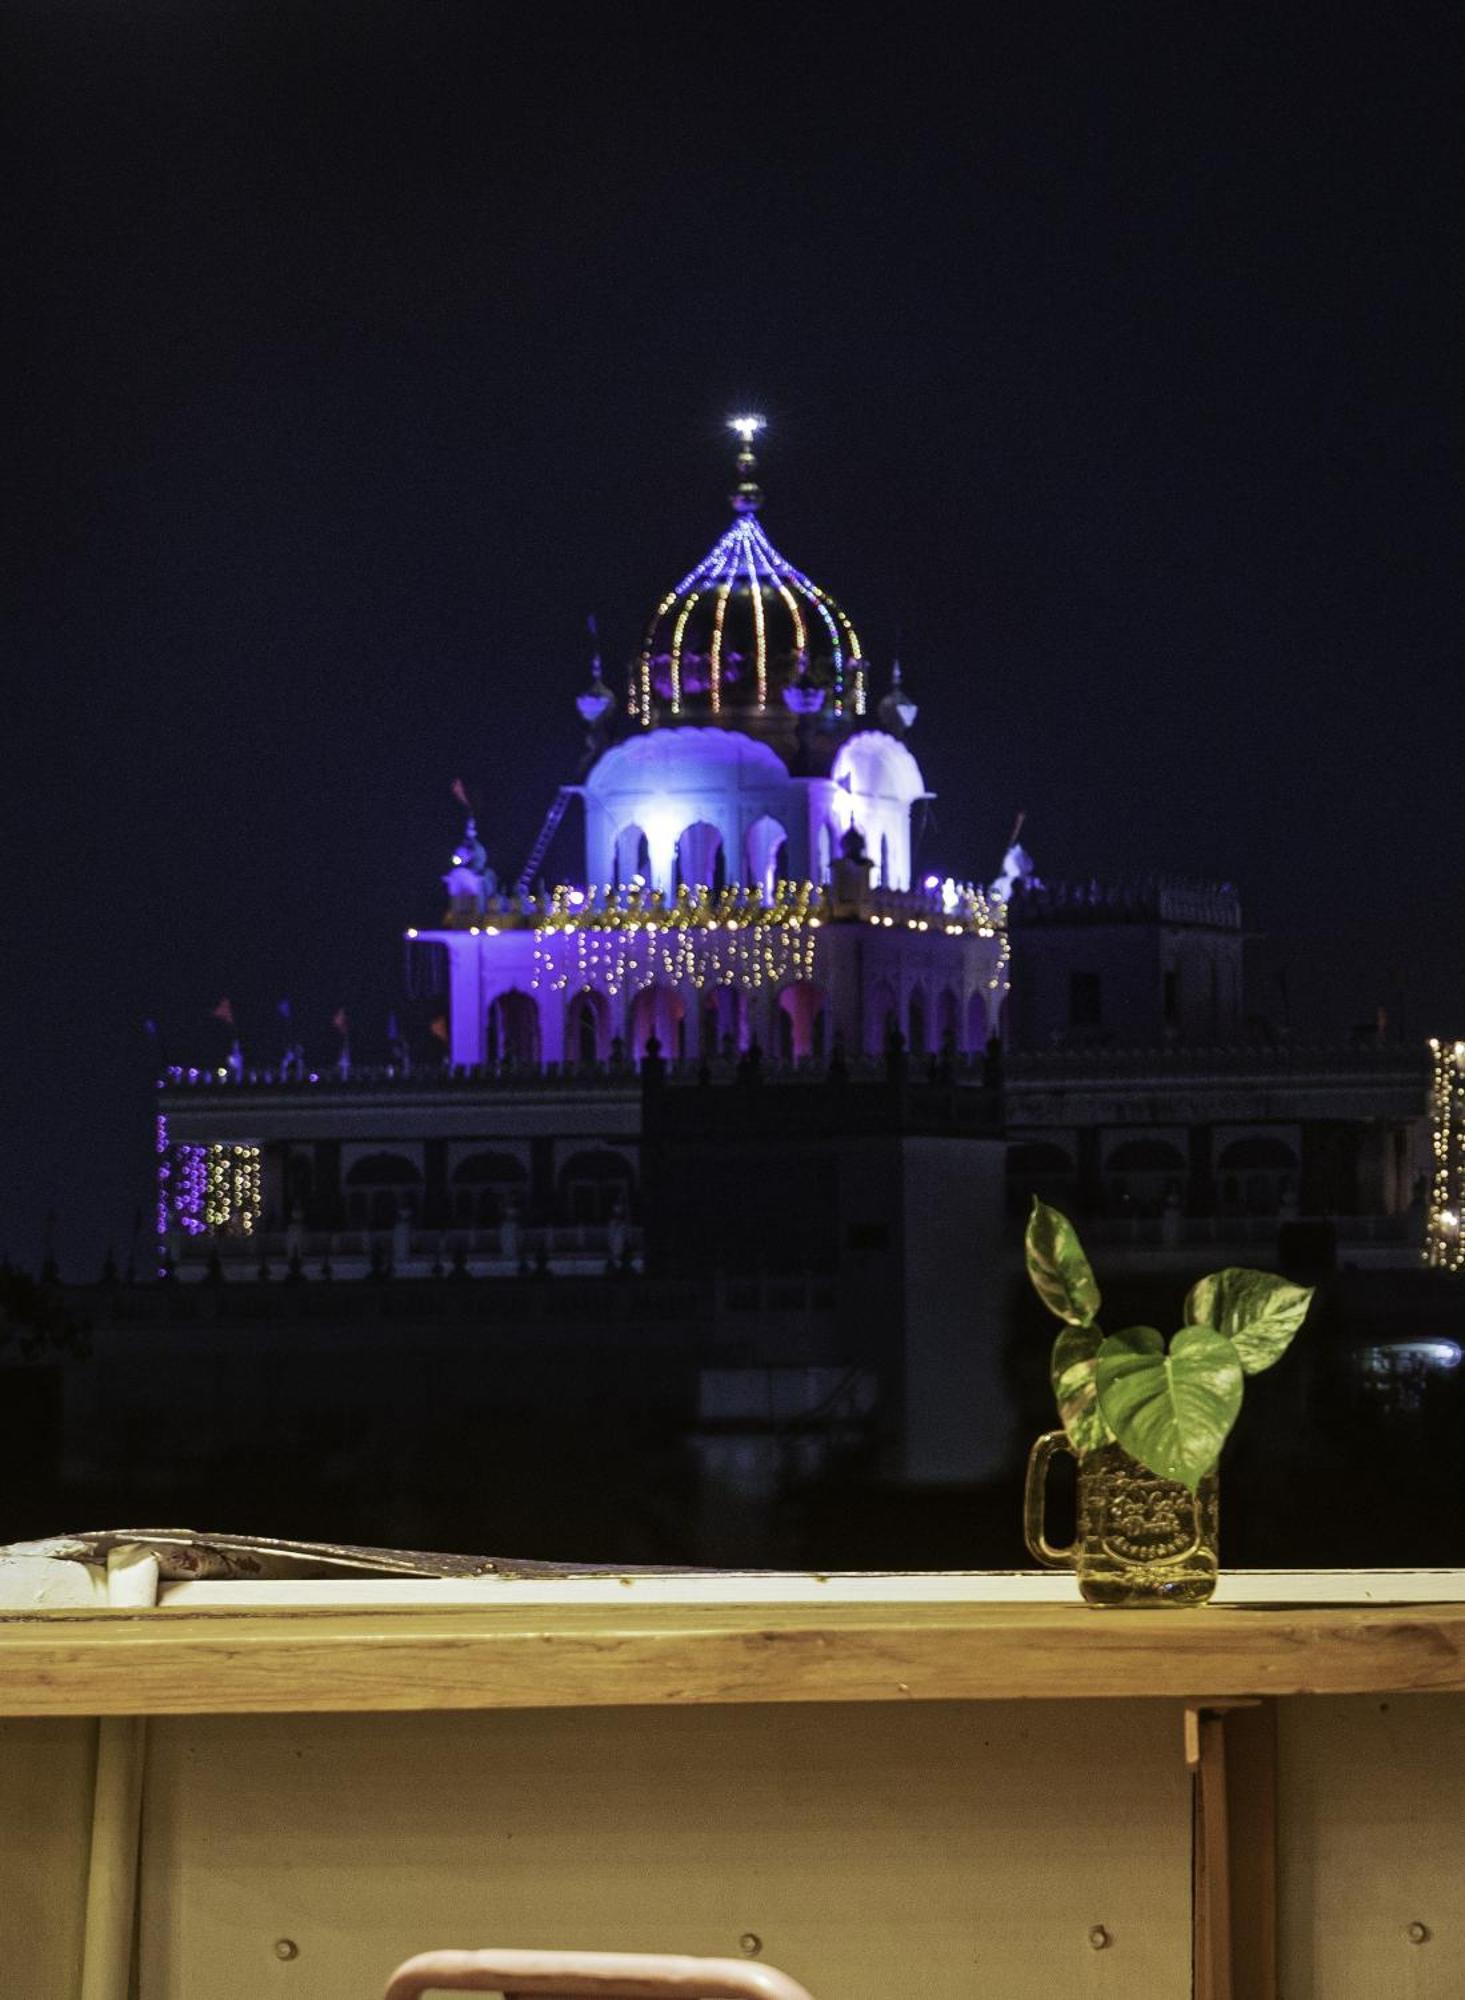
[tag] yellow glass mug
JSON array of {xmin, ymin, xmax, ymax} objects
[{"xmin": 1023, "ymin": 1433, "xmax": 1219, "ymax": 1607}]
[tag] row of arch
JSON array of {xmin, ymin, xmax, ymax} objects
[
  {"xmin": 611, "ymin": 817, "xmax": 899, "ymax": 895},
  {"xmin": 1011, "ymin": 1136, "xmax": 1301, "ymax": 1174},
  {"xmin": 339, "ymin": 1148, "xmax": 634, "ymax": 1229},
  {"xmin": 488, "ymin": 980, "xmax": 991, "ymax": 1067},
  {"xmin": 1010, "ymin": 1134, "xmax": 1301, "ymax": 1218}
]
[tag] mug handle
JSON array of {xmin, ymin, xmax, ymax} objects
[{"xmin": 1023, "ymin": 1428, "xmax": 1078, "ymax": 1568}]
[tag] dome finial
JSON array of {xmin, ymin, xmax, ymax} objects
[
  {"xmin": 728, "ymin": 413, "xmax": 765, "ymax": 515},
  {"xmin": 576, "ymin": 612, "xmax": 614, "ymax": 727},
  {"xmin": 879, "ymin": 657, "xmax": 919, "ymax": 735}
]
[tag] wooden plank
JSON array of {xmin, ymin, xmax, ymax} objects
[
  {"xmin": 3, "ymin": 1598, "xmax": 1465, "ymax": 1717},
  {"xmin": 1224, "ymin": 1702, "xmax": 1277, "ymax": 2000},
  {"xmin": 148, "ymin": 1568, "xmax": 1465, "ymax": 1610},
  {"xmin": 1192, "ymin": 1712, "xmax": 1233, "ymax": 2000}
]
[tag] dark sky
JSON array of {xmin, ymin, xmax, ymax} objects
[{"xmin": 3, "ymin": 3, "xmax": 1462, "ymax": 1270}]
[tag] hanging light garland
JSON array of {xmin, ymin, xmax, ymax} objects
[
  {"xmin": 636, "ymin": 515, "xmax": 862, "ymax": 722},
  {"xmin": 1427, "ymin": 1038, "xmax": 1465, "ymax": 1272},
  {"xmin": 155, "ymin": 1114, "xmax": 173, "ymax": 1245},
  {"xmin": 529, "ymin": 879, "xmax": 1005, "ymax": 1001},
  {"xmin": 166, "ymin": 1141, "xmax": 263, "ymax": 1238},
  {"xmin": 532, "ymin": 881, "xmax": 824, "ymax": 997}
]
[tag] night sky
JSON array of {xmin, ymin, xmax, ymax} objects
[{"xmin": 3, "ymin": 4, "xmax": 1462, "ymax": 1271}]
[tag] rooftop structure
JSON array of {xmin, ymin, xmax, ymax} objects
[{"xmin": 413, "ymin": 420, "xmax": 1008, "ymax": 1072}]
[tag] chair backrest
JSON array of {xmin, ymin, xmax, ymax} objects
[{"xmin": 382, "ymin": 1948, "xmax": 817, "ymax": 2000}]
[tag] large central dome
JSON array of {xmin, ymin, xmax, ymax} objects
[{"xmin": 633, "ymin": 422, "xmax": 867, "ymax": 729}]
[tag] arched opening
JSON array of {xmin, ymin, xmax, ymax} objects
[
  {"xmin": 1217, "ymin": 1135, "xmax": 1299, "ymax": 1171},
  {"xmin": 777, "ymin": 982, "xmax": 829, "ymax": 1062},
  {"xmin": 908, "ymin": 985, "xmax": 929, "ymax": 1058},
  {"xmin": 285, "ymin": 1153, "xmax": 313, "ymax": 1212},
  {"xmin": 559, "ymin": 1149, "xmax": 636, "ymax": 1225},
  {"xmin": 745, "ymin": 815, "xmax": 790, "ymax": 900},
  {"xmin": 451, "ymin": 1150, "xmax": 528, "ymax": 1226},
  {"xmin": 879, "ymin": 833, "xmax": 891, "ymax": 888},
  {"xmin": 816, "ymin": 821, "xmax": 833, "ymax": 885},
  {"xmin": 629, "ymin": 984, "xmax": 686, "ymax": 1062},
  {"xmin": 345, "ymin": 1152, "xmax": 422, "ymax": 1230},
  {"xmin": 486, "ymin": 989, "xmax": 540, "ymax": 1067},
  {"xmin": 1217, "ymin": 1135, "xmax": 1299, "ymax": 1215},
  {"xmin": 565, "ymin": 987, "xmax": 610, "ymax": 1066},
  {"xmin": 699, "ymin": 991, "xmax": 722, "ymax": 1061},
  {"xmin": 1105, "ymin": 1138, "xmax": 1188, "ymax": 1219},
  {"xmin": 698, "ymin": 985, "xmax": 742, "ymax": 1058},
  {"xmin": 868, "ymin": 979, "xmax": 899, "ymax": 1057},
  {"xmin": 776, "ymin": 996, "xmax": 795, "ymax": 1063},
  {"xmin": 1007, "ymin": 1141, "xmax": 1077, "ymax": 1214},
  {"xmin": 674, "ymin": 821, "xmax": 725, "ymax": 895},
  {"xmin": 966, "ymin": 990, "xmax": 992, "ymax": 1053},
  {"xmin": 937, "ymin": 987, "xmax": 960, "ymax": 1056},
  {"xmin": 613, "ymin": 823, "xmax": 651, "ymax": 889}
]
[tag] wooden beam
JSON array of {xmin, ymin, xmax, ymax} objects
[
  {"xmin": 1224, "ymin": 1702, "xmax": 1278, "ymax": 2000},
  {"xmin": 1192, "ymin": 1711, "xmax": 1233, "ymax": 2000},
  {"xmin": 2, "ymin": 1599, "xmax": 1464, "ymax": 1718}
]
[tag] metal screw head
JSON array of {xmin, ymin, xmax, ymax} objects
[
  {"xmin": 273, "ymin": 1939, "xmax": 300, "ymax": 1961},
  {"xmin": 1407, "ymin": 1921, "xmax": 1431, "ymax": 1945},
  {"xmin": 738, "ymin": 1934, "xmax": 762, "ymax": 1957},
  {"xmin": 1088, "ymin": 1924, "xmax": 1112, "ymax": 1951}
]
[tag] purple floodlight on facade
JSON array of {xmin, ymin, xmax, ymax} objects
[
  {"xmin": 173, "ymin": 1143, "xmax": 209, "ymax": 1236},
  {"xmin": 155, "ymin": 1113, "xmax": 171, "ymax": 1251}
]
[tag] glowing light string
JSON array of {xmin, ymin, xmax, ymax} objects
[
  {"xmin": 669, "ymin": 590, "xmax": 700, "ymax": 713},
  {"xmin": 743, "ymin": 527, "xmax": 768, "ymax": 707},
  {"xmin": 806, "ymin": 589, "xmax": 844, "ymax": 697},
  {"xmin": 773, "ymin": 574, "xmax": 807, "ymax": 663},
  {"xmin": 709, "ymin": 578, "xmax": 731, "ymax": 714},
  {"xmin": 811, "ymin": 579, "xmax": 860, "ymax": 663},
  {"xmin": 639, "ymin": 590, "xmax": 677, "ymax": 723},
  {"xmin": 643, "ymin": 476, "xmax": 861, "ymax": 715},
  {"xmin": 1428, "ymin": 1038, "xmax": 1465, "ymax": 1273}
]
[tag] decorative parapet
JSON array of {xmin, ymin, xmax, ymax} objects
[
  {"xmin": 158, "ymin": 1063, "xmax": 645, "ymax": 1095},
  {"xmin": 157, "ymin": 1048, "xmax": 1003, "ymax": 1098},
  {"xmin": 425, "ymin": 876, "xmax": 1003, "ymax": 940},
  {"xmin": 1009, "ymin": 1041, "xmax": 1430, "ymax": 1081},
  {"xmin": 1009, "ymin": 875, "xmax": 1241, "ymax": 930}
]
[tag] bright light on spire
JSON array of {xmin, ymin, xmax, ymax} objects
[{"xmin": 728, "ymin": 413, "xmax": 765, "ymax": 442}]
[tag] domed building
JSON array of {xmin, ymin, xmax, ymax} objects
[
  {"xmin": 139, "ymin": 416, "xmax": 1429, "ymax": 1533},
  {"xmin": 420, "ymin": 419, "xmax": 1009, "ymax": 1069}
]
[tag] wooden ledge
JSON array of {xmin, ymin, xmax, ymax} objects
[{"xmin": 3, "ymin": 1596, "xmax": 1465, "ymax": 1716}]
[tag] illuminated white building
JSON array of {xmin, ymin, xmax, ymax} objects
[{"xmin": 416, "ymin": 420, "xmax": 1007, "ymax": 1070}]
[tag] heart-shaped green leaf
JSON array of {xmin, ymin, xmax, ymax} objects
[
  {"xmin": 1051, "ymin": 1323, "xmax": 1115, "ymax": 1455},
  {"xmin": 1183, "ymin": 1267, "xmax": 1314, "ymax": 1375},
  {"xmin": 1025, "ymin": 1198, "xmax": 1101, "ymax": 1326},
  {"xmin": 1095, "ymin": 1325, "xmax": 1244, "ymax": 1491}
]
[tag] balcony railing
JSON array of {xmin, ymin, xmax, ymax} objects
[
  {"xmin": 1076, "ymin": 1212, "xmax": 1418, "ymax": 1250},
  {"xmin": 166, "ymin": 1221, "xmax": 643, "ymax": 1281},
  {"xmin": 159, "ymin": 1048, "xmax": 1002, "ymax": 1095}
]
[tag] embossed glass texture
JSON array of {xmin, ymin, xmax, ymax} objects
[{"xmin": 1024, "ymin": 1431, "xmax": 1219, "ymax": 1608}]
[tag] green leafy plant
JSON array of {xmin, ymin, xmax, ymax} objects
[{"xmin": 1024, "ymin": 1198, "xmax": 1312, "ymax": 1490}]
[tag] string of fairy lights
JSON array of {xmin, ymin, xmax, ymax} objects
[
  {"xmin": 527, "ymin": 878, "xmax": 1004, "ymax": 1000},
  {"xmin": 532, "ymin": 880, "xmax": 824, "ymax": 997},
  {"xmin": 636, "ymin": 515, "xmax": 864, "ymax": 720},
  {"xmin": 1426, "ymin": 1037, "xmax": 1465, "ymax": 1271},
  {"xmin": 634, "ymin": 418, "xmax": 865, "ymax": 722},
  {"xmin": 162, "ymin": 1139, "xmax": 264, "ymax": 1239}
]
